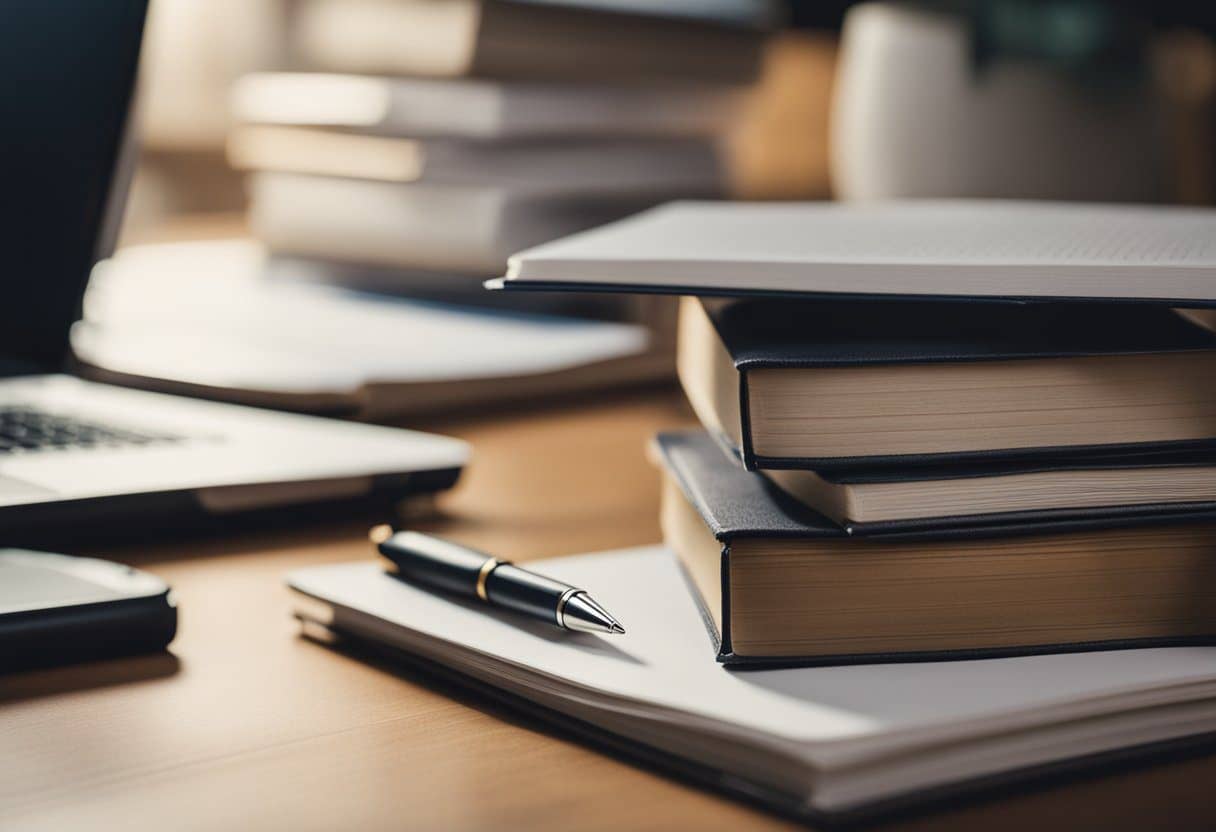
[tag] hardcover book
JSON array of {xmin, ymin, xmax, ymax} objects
[
  {"xmin": 762, "ymin": 449, "xmax": 1216, "ymax": 532},
  {"xmin": 653, "ymin": 430, "xmax": 1216, "ymax": 666},
  {"xmin": 294, "ymin": 0, "xmax": 765, "ymax": 84},
  {"xmin": 229, "ymin": 129, "xmax": 725, "ymax": 196},
  {"xmin": 676, "ymin": 296, "xmax": 1216, "ymax": 469},
  {"xmin": 249, "ymin": 172, "xmax": 675, "ymax": 275},
  {"xmin": 232, "ymin": 73, "xmax": 744, "ymax": 140}
]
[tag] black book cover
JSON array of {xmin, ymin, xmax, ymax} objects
[
  {"xmin": 700, "ymin": 298, "xmax": 1216, "ymax": 469},
  {"xmin": 489, "ymin": 278, "xmax": 1216, "ymax": 310},
  {"xmin": 655, "ymin": 430, "xmax": 1216, "ymax": 666}
]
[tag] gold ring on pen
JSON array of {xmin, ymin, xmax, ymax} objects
[{"xmin": 476, "ymin": 558, "xmax": 506, "ymax": 601}]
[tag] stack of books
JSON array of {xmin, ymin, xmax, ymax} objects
[
  {"xmin": 666, "ymin": 296, "xmax": 1216, "ymax": 664},
  {"xmin": 229, "ymin": 0, "xmax": 764, "ymax": 302},
  {"xmin": 500, "ymin": 198, "xmax": 1216, "ymax": 665}
]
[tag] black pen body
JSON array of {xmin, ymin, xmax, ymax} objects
[
  {"xmin": 379, "ymin": 531, "xmax": 566, "ymax": 624},
  {"xmin": 376, "ymin": 529, "xmax": 623, "ymax": 635},
  {"xmin": 381, "ymin": 531, "xmax": 491, "ymax": 598},
  {"xmin": 484, "ymin": 564, "xmax": 570, "ymax": 624}
]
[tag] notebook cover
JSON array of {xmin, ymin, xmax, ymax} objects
[
  {"xmin": 492, "ymin": 200, "xmax": 1216, "ymax": 306},
  {"xmin": 487, "ymin": 276, "xmax": 1216, "ymax": 309},
  {"xmin": 655, "ymin": 431, "xmax": 1216, "ymax": 666},
  {"xmin": 695, "ymin": 299, "xmax": 1216, "ymax": 470},
  {"xmin": 296, "ymin": 602, "xmax": 1216, "ymax": 829}
]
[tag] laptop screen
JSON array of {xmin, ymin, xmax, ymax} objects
[{"xmin": 0, "ymin": 2, "xmax": 148, "ymax": 373}]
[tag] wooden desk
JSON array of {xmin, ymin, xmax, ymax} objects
[{"xmin": 4, "ymin": 391, "xmax": 1215, "ymax": 831}]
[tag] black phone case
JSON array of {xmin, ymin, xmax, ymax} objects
[{"xmin": 1, "ymin": 552, "xmax": 177, "ymax": 673}]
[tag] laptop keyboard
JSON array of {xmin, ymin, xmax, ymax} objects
[{"xmin": 0, "ymin": 406, "xmax": 182, "ymax": 454}]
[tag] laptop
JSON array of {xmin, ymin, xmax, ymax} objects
[{"xmin": 0, "ymin": 2, "xmax": 468, "ymax": 537}]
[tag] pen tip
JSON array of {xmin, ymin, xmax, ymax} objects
[{"xmin": 561, "ymin": 593, "xmax": 626, "ymax": 636}]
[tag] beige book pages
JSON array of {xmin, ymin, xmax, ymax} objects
[
  {"xmin": 747, "ymin": 353, "xmax": 1216, "ymax": 458},
  {"xmin": 764, "ymin": 464, "xmax": 1216, "ymax": 524}
]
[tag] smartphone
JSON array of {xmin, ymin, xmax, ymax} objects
[{"xmin": 1, "ymin": 549, "xmax": 176, "ymax": 673}]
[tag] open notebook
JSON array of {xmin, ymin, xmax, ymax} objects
[{"xmin": 287, "ymin": 545, "xmax": 1216, "ymax": 824}]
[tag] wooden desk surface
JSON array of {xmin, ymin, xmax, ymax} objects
[{"xmin": 3, "ymin": 390, "xmax": 1215, "ymax": 832}]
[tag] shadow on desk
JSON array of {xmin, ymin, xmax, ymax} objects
[
  {"xmin": 1, "ymin": 652, "xmax": 180, "ymax": 705},
  {"xmin": 300, "ymin": 624, "xmax": 1216, "ymax": 832}
]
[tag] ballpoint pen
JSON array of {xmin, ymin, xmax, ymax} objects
[{"xmin": 370, "ymin": 526, "xmax": 625, "ymax": 635}]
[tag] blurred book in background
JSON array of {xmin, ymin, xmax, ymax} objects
[
  {"xmin": 247, "ymin": 175, "xmax": 693, "ymax": 275},
  {"xmin": 289, "ymin": 0, "xmax": 765, "ymax": 82},
  {"xmin": 230, "ymin": 73, "xmax": 745, "ymax": 139},
  {"xmin": 238, "ymin": 0, "xmax": 763, "ymax": 290},
  {"xmin": 124, "ymin": 0, "xmax": 835, "ymax": 239},
  {"xmin": 526, "ymin": 0, "xmax": 781, "ymax": 24}
]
